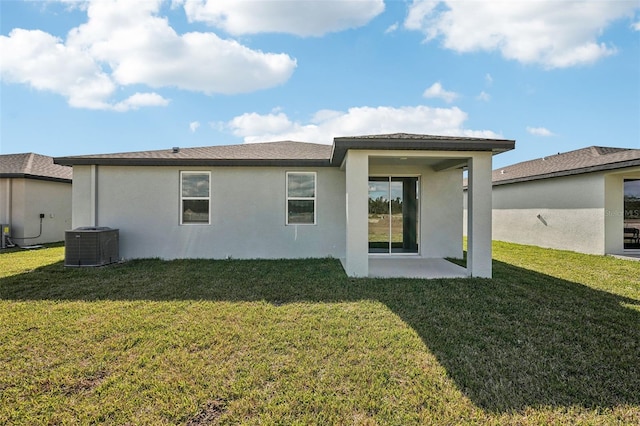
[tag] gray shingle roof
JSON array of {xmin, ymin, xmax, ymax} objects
[
  {"xmin": 54, "ymin": 134, "xmax": 516, "ymax": 167},
  {"xmin": 493, "ymin": 146, "xmax": 640, "ymax": 186},
  {"xmin": 0, "ymin": 153, "xmax": 72, "ymax": 182},
  {"xmin": 55, "ymin": 141, "xmax": 333, "ymax": 167},
  {"xmin": 336, "ymin": 132, "xmax": 510, "ymax": 143}
]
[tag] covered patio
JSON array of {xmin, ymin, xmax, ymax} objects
[{"xmin": 332, "ymin": 134, "xmax": 515, "ymax": 279}]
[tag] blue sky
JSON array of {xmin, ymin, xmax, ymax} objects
[{"xmin": 1, "ymin": 0, "xmax": 639, "ymax": 169}]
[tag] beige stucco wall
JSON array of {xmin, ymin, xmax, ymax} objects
[
  {"xmin": 72, "ymin": 162, "xmax": 466, "ymax": 263},
  {"xmin": 71, "ymin": 151, "xmax": 493, "ymax": 278},
  {"xmin": 71, "ymin": 166, "xmax": 96, "ymax": 228},
  {"xmin": 71, "ymin": 165, "xmax": 347, "ymax": 260},
  {"xmin": 464, "ymin": 168, "xmax": 640, "ymax": 255},
  {"xmin": 464, "ymin": 169, "xmax": 640, "ymax": 255},
  {"xmin": 0, "ymin": 177, "xmax": 72, "ymax": 245},
  {"xmin": 490, "ymin": 173, "xmax": 605, "ymax": 254}
]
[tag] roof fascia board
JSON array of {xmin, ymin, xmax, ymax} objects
[
  {"xmin": 54, "ymin": 158, "xmax": 333, "ymax": 167},
  {"xmin": 367, "ymin": 149, "xmax": 477, "ymax": 158},
  {"xmin": 0, "ymin": 173, "xmax": 72, "ymax": 183},
  {"xmin": 331, "ymin": 138, "xmax": 515, "ymax": 166}
]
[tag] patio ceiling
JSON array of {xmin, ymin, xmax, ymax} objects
[{"xmin": 368, "ymin": 155, "xmax": 468, "ymax": 170}]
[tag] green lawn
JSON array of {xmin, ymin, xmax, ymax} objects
[{"xmin": 1, "ymin": 242, "xmax": 638, "ymax": 425}]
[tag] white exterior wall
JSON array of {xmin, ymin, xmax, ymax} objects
[
  {"xmin": 464, "ymin": 167, "xmax": 640, "ymax": 256},
  {"xmin": 491, "ymin": 173, "xmax": 606, "ymax": 254},
  {"xmin": 0, "ymin": 177, "xmax": 72, "ymax": 245},
  {"xmin": 71, "ymin": 149, "xmax": 494, "ymax": 278},
  {"xmin": 72, "ymin": 165, "xmax": 346, "ymax": 260}
]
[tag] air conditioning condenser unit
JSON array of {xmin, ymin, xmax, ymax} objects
[{"xmin": 65, "ymin": 227, "xmax": 119, "ymax": 267}]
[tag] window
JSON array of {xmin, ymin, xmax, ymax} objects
[
  {"xmin": 180, "ymin": 171, "xmax": 210, "ymax": 224},
  {"xmin": 286, "ymin": 172, "xmax": 316, "ymax": 225}
]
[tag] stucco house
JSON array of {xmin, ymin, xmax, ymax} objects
[
  {"xmin": 54, "ymin": 134, "xmax": 515, "ymax": 278},
  {"xmin": 0, "ymin": 153, "xmax": 73, "ymax": 247},
  {"xmin": 465, "ymin": 146, "xmax": 640, "ymax": 256}
]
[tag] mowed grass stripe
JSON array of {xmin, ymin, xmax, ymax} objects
[{"xmin": 1, "ymin": 242, "xmax": 638, "ymax": 425}]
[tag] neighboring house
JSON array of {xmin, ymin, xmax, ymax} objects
[
  {"xmin": 0, "ymin": 153, "xmax": 73, "ymax": 246},
  {"xmin": 54, "ymin": 134, "xmax": 515, "ymax": 278},
  {"xmin": 464, "ymin": 146, "xmax": 640, "ymax": 255}
]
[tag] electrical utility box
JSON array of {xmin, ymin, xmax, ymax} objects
[
  {"xmin": 65, "ymin": 227, "xmax": 119, "ymax": 267},
  {"xmin": 1, "ymin": 224, "xmax": 11, "ymax": 249}
]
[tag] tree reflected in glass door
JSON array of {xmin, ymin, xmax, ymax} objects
[{"xmin": 368, "ymin": 177, "xmax": 418, "ymax": 254}]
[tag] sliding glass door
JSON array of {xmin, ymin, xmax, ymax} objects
[
  {"xmin": 624, "ymin": 179, "xmax": 640, "ymax": 250},
  {"xmin": 368, "ymin": 176, "xmax": 419, "ymax": 254}
]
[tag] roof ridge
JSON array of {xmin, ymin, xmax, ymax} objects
[
  {"xmin": 500, "ymin": 146, "xmax": 634, "ymax": 170},
  {"xmin": 591, "ymin": 146, "xmax": 632, "ymax": 156},
  {"xmin": 134, "ymin": 140, "xmax": 328, "ymax": 155},
  {"xmin": 23, "ymin": 152, "xmax": 35, "ymax": 174}
]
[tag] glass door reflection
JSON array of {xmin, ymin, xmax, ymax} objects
[
  {"xmin": 368, "ymin": 176, "xmax": 418, "ymax": 254},
  {"xmin": 368, "ymin": 177, "xmax": 390, "ymax": 253}
]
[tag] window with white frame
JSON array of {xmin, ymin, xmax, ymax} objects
[
  {"xmin": 286, "ymin": 172, "xmax": 316, "ymax": 225},
  {"xmin": 180, "ymin": 171, "xmax": 210, "ymax": 224}
]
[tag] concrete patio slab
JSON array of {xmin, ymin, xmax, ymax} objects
[
  {"xmin": 609, "ymin": 253, "xmax": 640, "ymax": 261},
  {"xmin": 367, "ymin": 257, "xmax": 468, "ymax": 279}
]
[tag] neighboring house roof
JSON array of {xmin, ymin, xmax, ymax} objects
[
  {"xmin": 0, "ymin": 153, "xmax": 72, "ymax": 183},
  {"xmin": 492, "ymin": 146, "xmax": 640, "ymax": 186},
  {"xmin": 54, "ymin": 133, "xmax": 515, "ymax": 167}
]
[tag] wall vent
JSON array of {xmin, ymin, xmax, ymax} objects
[{"xmin": 65, "ymin": 227, "xmax": 119, "ymax": 267}]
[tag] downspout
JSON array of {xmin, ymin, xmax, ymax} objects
[{"xmin": 90, "ymin": 165, "xmax": 99, "ymax": 226}]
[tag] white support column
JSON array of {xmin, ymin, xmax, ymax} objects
[
  {"xmin": 344, "ymin": 151, "xmax": 369, "ymax": 277},
  {"xmin": 603, "ymin": 174, "xmax": 622, "ymax": 255},
  {"xmin": 467, "ymin": 153, "xmax": 493, "ymax": 278}
]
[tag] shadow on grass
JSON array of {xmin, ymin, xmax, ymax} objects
[{"xmin": 1, "ymin": 257, "xmax": 639, "ymax": 412}]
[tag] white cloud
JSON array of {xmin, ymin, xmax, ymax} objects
[
  {"xmin": 180, "ymin": 0, "xmax": 385, "ymax": 36},
  {"xmin": 405, "ymin": 0, "xmax": 439, "ymax": 31},
  {"xmin": 190, "ymin": 121, "xmax": 201, "ymax": 132},
  {"xmin": 68, "ymin": 0, "xmax": 296, "ymax": 94},
  {"xmin": 423, "ymin": 82, "xmax": 459, "ymax": 103},
  {"xmin": 0, "ymin": 0, "xmax": 297, "ymax": 109},
  {"xmin": 222, "ymin": 105, "xmax": 501, "ymax": 144},
  {"xmin": 633, "ymin": 20, "xmax": 640, "ymax": 30},
  {"xmin": 385, "ymin": 22, "xmax": 399, "ymax": 34},
  {"xmin": 0, "ymin": 28, "xmax": 115, "ymax": 110},
  {"xmin": 477, "ymin": 91, "xmax": 490, "ymax": 102},
  {"xmin": 526, "ymin": 126, "xmax": 555, "ymax": 137},
  {"xmin": 485, "ymin": 73, "xmax": 493, "ymax": 86},
  {"xmin": 113, "ymin": 92, "xmax": 170, "ymax": 112},
  {"xmin": 228, "ymin": 112, "xmax": 294, "ymax": 136},
  {"xmin": 404, "ymin": 0, "xmax": 639, "ymax": 68}
]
